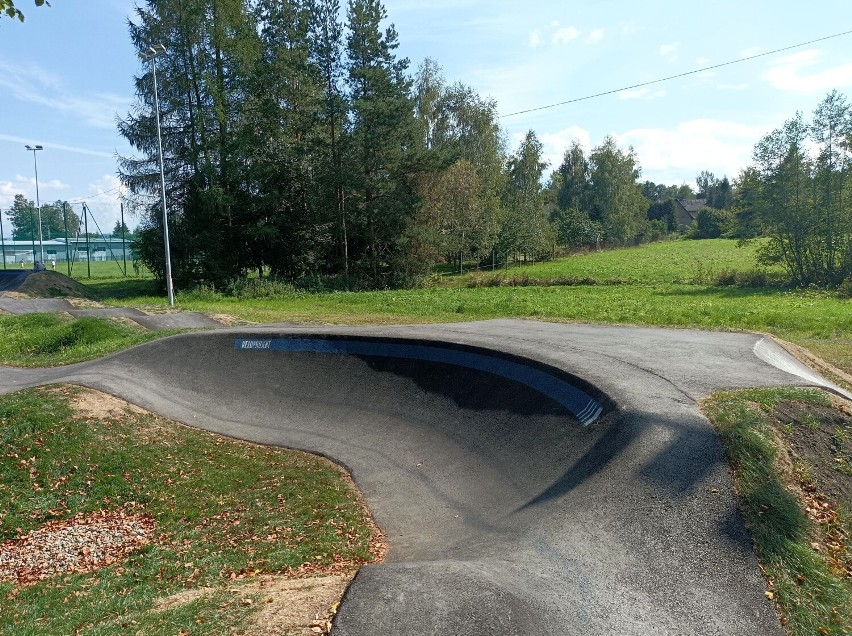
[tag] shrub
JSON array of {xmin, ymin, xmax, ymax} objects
[{"xmin": 837, "ymin": 276, "xmax": 852, "ymax": 299}]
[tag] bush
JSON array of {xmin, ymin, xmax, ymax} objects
[
  {"xmin": 715, "ymin": 268, "xmax": 771, "ymax": 288},
  {"xmin": 837, "ymin": 277, "xmax": 852, "ymax": 299},
  {"xmin": 225, "ymin": 278, "xmax": 297, "ymax": 299},
  {"xmin": 688, "ymin": 208, "xmax": 734, "ymax": 239}
]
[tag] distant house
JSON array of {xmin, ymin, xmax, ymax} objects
[{"xmin": 673, "ymin": 199, "xmax": 708, "ymax": 232}]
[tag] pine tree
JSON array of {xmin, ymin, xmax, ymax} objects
[
  {"xmin": 344, "ymin": 0, "xmax": 418, "ymax": 284},
  {"xmin": 119, "ymin": 0, "xmax": 260, "ymax": 289}
]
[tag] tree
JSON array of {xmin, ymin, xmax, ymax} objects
[
  {"xmin": 696, "ymin": 170, "xmax": 715, "ymax": 200},
  {"xmin": 1, "ymin": 0, "xmax": 49, "ymax": 22},
  {"xmin": 8, "ymin": 194, "xmax": 38, "ymax": 241},
  {"xmin": 309, "ymin": 0, "xmax": 349, "ymax": 273},
  {"xmin": 344, "ymin": 0, "xmax": 420, "ymax": 284},
  {"xmin": 555, "ymin": 141, "xmax": 590, "ymax": 212},
  {"xmin": 751, "ymin": 113, "xmax": 816, "ymax": 284},
  {"xmin": 587, "ymin": 136, "xmax": 648, "ymax": 244},
  {"xmin": 811, "ymin": 90, "xmax": 852, "ymax": 280},
  {"xmin": 691, "ymin": 207, "xmax": 732, "ymax": 239},
  {"xmin": 500, "ymin": 131, "xmax": 553, "ymax": 260},
  {"xmin": 243, "ymin": 0, "xmax": 331, "ymax": 280},
  {"xmin": 112, "ymin": 220, "xmax": 132, "ymax": 238},
  {"xmin": 412, "ymin": 66, "xmax": 507, "ymax": 266},
  {"xmin": 415, "ymin": 159, "xmax": 486, "ymax": 270},
  {"xmin": 745, "ymin": 95, "xmax": 852, "ymax": 286},
  {"xmin": 120, "ymin": 0, "xmax": 263, "ymax": 289},
  {"xmin": 548, "ymin": 140, "xmax": 603, "ymax": 248},
  {"xmin": 713, "ymin": 176, "xmax": 733, "ymax": 209},
  {"xmin": 728, "ymin": 167, "xmax": 762, "ymax": 238},
  {"xmin": 647, "ymin": 199, "xmax": 675, "ymax": 232},
  {"xmin": 695, "ymin": 171, "xmax": 732, "ymax": 209},
  {"xmin": 40, "ymin": 201, "xmax": 80, "ymax": 239},
  {"xmin": 7, "ymin": 195, "xmax": 79, "ymax": 240},
  {"xmin": 413, "ymin": 57, "xmax": 444, "ymax": 151},
  {"xmin": 675, "ymin": 183, "xmax": 696, "ymax": 199}
]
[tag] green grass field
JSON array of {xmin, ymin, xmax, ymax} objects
[{"xmin": 447, "ymin": 238, "xmax": 785, "ymax": 285}]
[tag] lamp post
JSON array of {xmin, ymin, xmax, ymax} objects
[
  {"xmin": 25, "ymin": 144, "xmax": 44, "ymax": 265},
  {"xmin": 139, "ymin": 43, "xmax": 175, "ymax": 307}
]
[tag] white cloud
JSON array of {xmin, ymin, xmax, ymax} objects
[
  {"xmin": 42, "ymin": 179, "xmax": 69, "ymax": 191},
  {"xmin": 0, "ymin": 59, "xmax": 131, "ymax": 130},
  {"xmin": 0, "ymin": 174, "xmax": 69, "ymax": 211},
  {"xmin": 659, "ymin": 42, "xmax": 679, "ymax": 59},
  {"xmin": 75, "ymin": 174, "xmax": 131, "ymax": 233},
  {"xmin": 764, "ymin": 49, "xmax": 852, "ymax": 93},
  {"xmin": 585, "ymin": 28, "xmax": 604, "ymax": 45},
  {"xmin": 717, "ymin": 83, "xmax": 749, "ymax": 91},
  {"xmin": 618, "ymin": 88, "xmax": 666, "ymax": 100},
  {"xmin": 0, "ymin": 180, "xmax": 24, "ymax": 211},
  {"xmin": 0, "ymin": 135, "xmax": 114, "ymax": 158},
  {"xmin": 614, "ymin": 119, "xmax": 766, "ymax": 183},
  {"xmin": 740, "ymin": 46, "xmax": 762, "ymax": 58},
  {"xmin": 529, "ymin": 31, "xmax": 542, "ymax": 48},
  {"xmin": 552, "ymin": 26, "xmax": 580, "ymax": 45},
  {"xmin": 695, "ymin": 56, "xmax": 710, "ymax": 66}
]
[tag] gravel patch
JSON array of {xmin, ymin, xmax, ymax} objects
[{"xmin": 0, "ymin": 509, "xmax": 154, "ymax": 584}]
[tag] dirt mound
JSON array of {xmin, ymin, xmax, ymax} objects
[{"xmin": 13, "ymin": 271, "xmax": 97, "ymax": 300}]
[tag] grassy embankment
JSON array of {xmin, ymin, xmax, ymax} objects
[
  {"xmin": 0, "ymin": 313, "xmax": 168, "ymax": 367},
  {"xmin": 0, "ymin": 385, "xmax": 380, "ymax": 636},
  {"xmin": 704, "ymin": 388, "xmax": 851, "ymax": 636}
]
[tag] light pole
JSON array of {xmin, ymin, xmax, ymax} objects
[
  {"xmin": 25, "ymin": 144, "xmax": 44, "ymax": 265},
  {"xmin": 139, "ymin": 43, "xmax": 175, "ymax": 306}
]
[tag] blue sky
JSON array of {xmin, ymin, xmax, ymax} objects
[{"xmin": 2, "ymin": 0, "xmax": 851, "ymax": 233}]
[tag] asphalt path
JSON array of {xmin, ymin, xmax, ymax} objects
[{"xmin": 2, "ymin": 319, "xmax": 842, "ymax": 635}]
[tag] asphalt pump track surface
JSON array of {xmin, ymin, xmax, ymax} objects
[{"xmin": 2, "ymin": 318, "xmax": 845, "ymax": 635}]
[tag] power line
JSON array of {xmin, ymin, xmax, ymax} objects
[
  {"xmin": 65, "ymin": 186, "xmax": 123, "ymax": 205},
  {"xmin": 501, "ymin": 29, "xmax": 852, "ymax": 118}
]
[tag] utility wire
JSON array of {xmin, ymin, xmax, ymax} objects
[
  {"xmin": 501, "ymin": 29, "xmax": 852, "ymax": 118},
  {"xmin": 66, "ymin": 186, "xmax": 123, "ymax": 205}
]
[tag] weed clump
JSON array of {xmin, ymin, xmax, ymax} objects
[
  {"xmin": 465, "ymin": 272, "xmax": 622, "ymax": 288},
  {"xmin": 715, "ymin": 268, "xmax": 771, "ymax": 287}
]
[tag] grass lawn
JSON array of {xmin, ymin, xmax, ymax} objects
[
  {"xmin": 0, "ymin": 385, "xmax": 380, "ymax": 635},
  {"xmin": 59, "ymin": 259, "xmax": 149, "ymax": 282}
]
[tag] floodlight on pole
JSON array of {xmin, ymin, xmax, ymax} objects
[
  {"xmin": 24, "ymin": 144, "xmax": 44, "ymax": 265},
  {"xmin": 139, "ymin": 43, "xmax": 175, "ymax": 306}
]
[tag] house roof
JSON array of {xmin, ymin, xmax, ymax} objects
[{"xmin": 677, "ymin": 199, "xmax": 707, "ymax": 213}]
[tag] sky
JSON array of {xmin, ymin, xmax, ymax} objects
[{"xmin": 1, "ymin": 0, "xmax": 851, "ymax": 235}]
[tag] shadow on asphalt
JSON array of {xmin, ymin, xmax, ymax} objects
[
  {"xmin": 362, "ymin": 355, "xmax": 573, "ymax": 418},
  {"xmin": 519, "ymin": 411, "xmax": 722, "ymax": 511}
]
